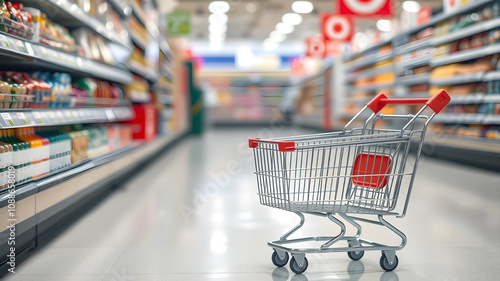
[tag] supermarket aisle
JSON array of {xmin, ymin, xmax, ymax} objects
[{"xmin": 4, "ymin": 128, "xmax": 500, "ymax": 281}]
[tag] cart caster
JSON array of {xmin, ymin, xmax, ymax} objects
[
  {"xmin": 380, "ymin": 253, "xmax": 399, "ymax": 271},
  {"xmin": 347, "ymin": 247, "xmax": 364, "ymax": 261},
  {"xmin": 290, "ymin": 256, "xmax": 308, "ymax": 274},
  {"xmin": 272, "ymin": 251, "xmax": 289, "ymax": 267}
]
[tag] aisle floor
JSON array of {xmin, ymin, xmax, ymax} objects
[{"xmin": 5, "ymin": 128, "xmax": 500, "ymax": 281}]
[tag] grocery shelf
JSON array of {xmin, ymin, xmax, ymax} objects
[
  {"xmin": 128, "ymin": 61, "xmax": 159, "ymax": 83},
  {"xmin": 348, "ymin": 82, "xmax": 395, "ymax": 94},
  {"xmin": 483, "ymin": 94, "xmax": 500, "ymax": 103},
  {"xmin": 425, "ymin": 134, "xmax": 500, "ymax": 154},
  {"xmin": 0, "ymin": 34, "xmax": 133, "ymax": 84},
  {"xmin": 401, "ymin": 92, "xmax": 430, "ymax": 98},
  {"xmin": 20, "ymin": 0, "xmax": 132, "ymax": 49},
  {"xmin": 431, "ymin": 17, "xmax": 500, "ymax": 47},
  {"xmin": 157, "ymin": 94, "xmax": 173, "ymax": 105},
  {"xmin": 347, "ymin": 97, "xmax": 372, "ymax": 105},
  {"xmin": 484, "ymin": 71, "xmax": 500, "ymax": 81},
  {"xmin": 394, "ymin": 38, "xmax": 433, "ymax": 55},
  {"xmin": 130, "ymin": 32, "xmax": 147, "ymax": 50},
  {"xmin": 346, "ymin": 65, "xmax": 393, "ymax": 83},
  {"xmin": 430, "ymin": 43, "xmax": 500, "ymax": 67},
  {"xmin": 432, "ymin": 113, "xmax": 500, "ymax": 125},
  {"xmin": 344, "ymin": 52, "xmax": 393, "ymax": 71},
  {"xmin": 344, "ymin": 39, "xmax": 392, "ymax": 61},
  {"xmin": 108, "ymin": 0, "xmax": 132, "ymax": 18},
  {"xmin": 396, "ymin": 54, "xmax": 431, "ymax": 72},
  {"xmin": 397, "ymin": 73, "xmax": 430, "ymax": 86},
  {"xmin": 127, "ymin": 91, "xmax": 151, "ymax": 103},
  {"xmin": 429, "ymin": 72, "xmax": 485, "ymax": 86},
  {"xmin": 0, "ymin": 107, "xmax": 133, "ymax": 129},
  {"xmin": 159, "ymin": 36, "xmax": 173, "ymax": 59},
  {"xmin": 448, "ymin": 93, "xmax": 487, "ymax": 104},
  {"xmin": 131, "ymin": 1, "xmax": 150, "ymax": 30}
]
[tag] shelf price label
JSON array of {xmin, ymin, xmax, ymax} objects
[
  {"xmin": 16, "ymin": 112, "xmax": 28, "ymax": 125},
  {"xmin": 56, "ymin": 111, "xmax": 65, "ymax": 122},
  {"xmin": 33, "ymin": 112, "xmax": 44, "ymax": 124},
  {"xmin": 13, "ymin": 39, "xmax": 29, "ymax": 55},
  {"xmin": 0, "ymin": 34, "xmax": 12, "ymax": 50},
  {"xmin": 1, "ymin": 113, "xmax": 14, "ymax": 126},
  {"xmin": 64, "ymin": 111, "xmax": 72, "ymax": 121},
  {"xmin": 71, "ymin": 110, "xmax": 79, "ymax": 120},
  {"xmin": 105, "ymin": 109, "xmax": 116, "ymax": 121},
  {"xmin": 47, "ymin": 111, "xmax": 58, "ymax": 122}
]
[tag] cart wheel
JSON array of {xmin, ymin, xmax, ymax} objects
[
  {"xmin": 379, "ymin": 254, "xmax": 399, "ymax": 271},
  {"xmin": 290, "ymin": 256, "xmax": 308, "ymax": 274},
  {"xmin": 347, "ymin": 248, "xmax": 364, "ymax": 261},
  {"xmin": 272, "ymin": 251, "xmax": 289, "ymax": 267}
]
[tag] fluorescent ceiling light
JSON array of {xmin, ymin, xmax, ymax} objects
[
  {"xmin": 402, "ymin": 1, "xmax": 421, "ymax": 13},
  {"xmin": 209, "ymin": 1, "xmax": 230, "ymax": 14},
  {"xmin": 263, "ymin": 39, "xmax": 278, "ymax": 51},
  {"xmin": 276, "ymin": 23, "xmax": 294, "ymax": 34},
  {"xmin": 270, "ymin": 31, "xmax": 285, "ymax": 42},
  {"xmin": 209, "ymin": 23, "xmax": 227, "ymax": 33},
  {"xmin": 282, "ymin": 13, "xmax": 302, "ymax": 25},
  {"xmin": 292, "ymin": 1, "xmax": 313, "ymax": 14},
  {"xmin": 246, "ymin": 3, "xmax": 257, "ymax": 13},
  {"xmin": 209, "ymin": 13, "xmax": 228, "ymax": 24},
  {"xmin": 376, "ymin": 19, "xmax": 392, "ymax": 32}
]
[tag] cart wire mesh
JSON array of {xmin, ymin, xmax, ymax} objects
[{"xmin": 252, "ymin": 128, "xmax": 424, "ymax": 215}]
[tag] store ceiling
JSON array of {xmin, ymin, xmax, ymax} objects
[{"xmin": 177, "ymin": 0, "xmax": 443, "ymax": 43}]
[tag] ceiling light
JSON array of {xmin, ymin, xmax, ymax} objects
[
  {"xmin": 263, "ymin": 39, "xmax": 278, "ymax": 51},
  {"xmin": 246, "ymin": 3, "xmax": 257, "ymax": 13},
  {"xmin": 209, "ymin": 13, "xmax": 228, "ymax": 24},
  {"xmin": 292, "ymin": 1, "xmax": 313, "ymax": 14},
  {"xmin": 270, "ymin": 31, "xmax": 286, "ymax": 42},
  {"xmin": 209, "ymin": 23, "xmax": 227, "ymax": 33},
  {"xmin": 276, "ymin": 23, "xmax": 294, "ymax": 34},
  {"xmin": 208, "ymin": 1, "xmax": 230, "ymax": 14},
  {"xmin": 282, "ymin": 13, "xmax": 302, "ymax": 25},
  {"xmin": 402, "ymin": 1, "xmax": 421, "ymax": 13},
  {"xmin": 376, "ymin": 19, "xmax": 392, "ymax": 32}
]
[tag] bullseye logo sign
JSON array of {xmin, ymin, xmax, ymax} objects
[
  {"xmin": 338, "ymin": 0, "xmax": 392, "ymax": 16},
  {"xmin": 305, "ymin": 36, "xmax": 326, "ymax": 58},
  {"xmin": 321, "ymin": 14, "xmax": 353, "ymax": 41}
]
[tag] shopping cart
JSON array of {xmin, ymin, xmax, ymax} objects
[{"xmin": 248, "ymin": 90, "xmax": 451, "ymax": 274}]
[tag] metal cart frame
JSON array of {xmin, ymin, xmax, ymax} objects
[{"xmin": 249, "ymin": 90, "xmax": 451, "ymax": 274}]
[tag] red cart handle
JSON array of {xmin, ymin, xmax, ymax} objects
[
  {"xmin": 367, "ymin": 89, "xmax": 451, "ymax": 114},
  {"xmin": 249, "ymin": 138, "xmax": 296, "ymax": 152}
]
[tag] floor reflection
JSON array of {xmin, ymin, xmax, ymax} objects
[{"xmin": 270, "ymin": 260, "xmax": 399, "ymax": 281}]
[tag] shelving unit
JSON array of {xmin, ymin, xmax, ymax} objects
[
  {"xmin": 0, "ymin": 33, "xmax": 133, "ymax": 84},
  {"xmin": 0, "ymin": 0, "xmax": 188, "ymax": 266},
  {"xmin": 342, "ymin": 0, "xmax": 500, "ymax": 168},
  {"xmin": 20, "ymin": 0, "xmax": 132, "ymax": 49}
]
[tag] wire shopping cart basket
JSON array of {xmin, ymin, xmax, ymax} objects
[{"xmin": 248, "ymin": 90, "xmax": 451, "ymax": 274}]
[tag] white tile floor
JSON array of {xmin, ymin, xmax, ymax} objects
[{"xmin": 5, "ymin": 128, "xmax": 500, "ymax": 281}]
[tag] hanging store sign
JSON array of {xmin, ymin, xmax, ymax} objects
[
  {"xmin": 338, "ymin": 0, "xmax": 393, "ymax": 17},
  {"xmin": 167, "ymin": 10, "xmax": 191, "ymax": 37},
  {"xmin": 321, "ymin": 14, "xmax": 353, "ymax": 41},
  {"xmin": 305, "ymin": 36, "xmax": 326, "ymax": 58}
]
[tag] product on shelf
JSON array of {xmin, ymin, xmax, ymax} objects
[
  {"xmin": 0, "ymin": 71, "xmax": 127, "ymax": 108},
  {"xmin": 125, "ymin": 74, "xmax": 150, "ymax": 102},
  {"xmin": 0, "ymin": 124, "xmax": 133, "ymax": 189},
  {"xmin": 72, "ymin": 28, "xmax": 117, "ymax": 65}
]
